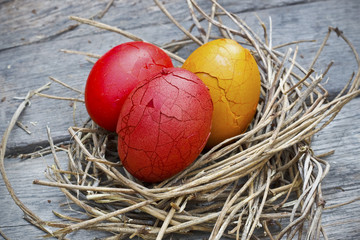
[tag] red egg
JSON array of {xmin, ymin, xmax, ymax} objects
[
  {"xmin": 116, "ymin": 68, "xmax": 213, "ymax": 182},
  {"xmin": 85, "ymin": 41, "xmax": 173, "ymax": 131}
]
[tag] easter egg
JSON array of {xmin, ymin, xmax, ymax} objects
[
  {"xmin": 182, "ymin": 38, "xmax": 260, "ymax": 148},
  {"xmin": 116, "ymin": 67, "xmax": 213, "ymax": 182},
  {"xmin": 85, "ymin": 41, "xmax": 173, "ymax": 132}
]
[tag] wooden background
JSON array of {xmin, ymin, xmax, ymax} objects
[{"xmin": 1, "ymin": 0, "xmax": 359, "ymax": 239}]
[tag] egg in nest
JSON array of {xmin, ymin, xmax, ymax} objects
[
  {"xmin": 116, "ymin": 68, "xmax": 213, "ymax": 182},
  {"xmin": 182, "ymin": 39, "xmax": 261, "ymax": 148}
]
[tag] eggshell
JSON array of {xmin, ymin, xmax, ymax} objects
[
  {"xmin": 116, "ymin": 67, "xmax": 213, "ymax": 182},
  {"xmin": 182, "ymin": 39, "xmax": 260, "ymax": 148},
  {"xmin": 85, "ymin": 41, "xmax": 173, "ymax": 132}
]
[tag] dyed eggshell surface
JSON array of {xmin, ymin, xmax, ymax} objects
[
  {"xmin": 117, "ymin": 68, "xmax": 213, "ymax": 183},
  {"xmin": 182, "ymin": 39, "xmax": 261, "ymax": 148},
  {"xmin": 85, "ymin": 41, "xmax": 173, "ymax": 132}
]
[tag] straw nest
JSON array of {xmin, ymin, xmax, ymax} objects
[{"xmin": 2, "ymin": 1, "xmax": 360, "ymax": 240}]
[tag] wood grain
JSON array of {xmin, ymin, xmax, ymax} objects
[
  {"xmin": 1, "ymin": 0, "xmax": 359, "ymax": 155},
  {"xmin": 1, "ymin": 97, "xmax": 358, "ymax": 239},
  {"xmin": 312, "ymin": 98, "xmax": 360, "ymax": 239},
  {"xmin": 1, "ymin": 0, "xmax": 359, "ymax": 239}
]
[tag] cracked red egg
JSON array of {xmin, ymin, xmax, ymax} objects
[
  {"xmin": 182, "ymin": 39, "xmax": 261, "ymax": 148},
  {"xmin": 85, "ymin": 41, "xmax": 173, "ymax": 131},
  {"xmin": 116, "ymin": 68, "xmax": 213, "ymax": 182}
]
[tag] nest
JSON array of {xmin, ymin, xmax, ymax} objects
[{"xmin": 1, "ymin": 1, "xmax": 360, "ymax": 240}]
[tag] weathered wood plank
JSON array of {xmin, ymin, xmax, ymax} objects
[
  {"xmin": 0, "ymin": 151, "xmax": 112, "ymax": 239},
  {"xmin": 0, "ymin": 97, "xmax": 359, "ymax": 239},
  {"xmin": 1, "ymin": 0, "xmax": 360, "ymax": 239},
  {"xmin": 0, "ymin": 0, "xmax": 320, "ymax": 52},
  {"xmin": 1, "ymin": 0, "xmax": 359, "ymax": 156},
  {"xmin": 311, "ymin": 98, "xmax": 360, "ymax": 239},
  {"xmin": 0, "ymin": 0, "xmax": 107, "ymax": 51},
  {"xmin": 221, "ymin": 0, "xmax": 360, "ymax": 99}
]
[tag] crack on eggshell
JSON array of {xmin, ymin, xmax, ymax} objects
[
  {"xmin": 126, "ymin": 42, "xmax": 141, "ymax": 49},
  {"xmin": 146, "ymin": 99, "xmax": 155, "ymax": 108},
  {"xmin": 151, "ymin": 56, "xmax": 172, "ymax": 69},
  {"xmin": 122, "ymin": 124, "xmax": 190, "ymax": 181},
  {"xmin": 181, "ymin": 39, "xmax": 260, "ymax": 148},
  {"xmin": 194, "ymin": 71, "xmax": 246, "ymax": 123},
  {"xmin": 119, "ymin": 103, "xmax": 181, "ymax": 181},
  {"xmin": 118, "ymin": 68, "xmax": 212, "ymax": 182},
  {"xmin": 124, "ymin": 149, "xmax": 169, "ymax": 181},
  {"xmin": 160, "ymin": 72, "xmax": 213, "ymax": 115},
  {"xmin": 171, "ymin": 72, "xmax": 203, "ymax": 85},
  {"xmin": 120, "ymin": 106, "xmax": 205, "ymax": 181},
  {"xmin": 161, "ymin": 75, "xmax": 198, "ymax": 99},
  {"xmin": 127, "ymin": 42, "xmax": 173, "ymax": 81}
]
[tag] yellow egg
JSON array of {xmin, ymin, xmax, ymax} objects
[{"xmin": 182, "ymin": 39, "xmax": 260, "ymax": 148}]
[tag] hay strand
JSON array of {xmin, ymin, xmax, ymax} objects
[{"xmin": 1, "ymin": 1, "xmax": 360, "ymax": 240}]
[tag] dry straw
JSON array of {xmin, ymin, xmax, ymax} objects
[{"xmin": 1, "ymin": 1, "xmax": 360, "ymax": 240}]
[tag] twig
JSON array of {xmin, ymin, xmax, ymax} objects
[
  {"xmin": 60, "ymin": 49, "xmax": 101, "ymax": 59},
  {"xmin": 154, "ymin": 0, "xmax": 203, "ymax": 46},
  {"xmin": 33, "ymin": 179, "xmax": 135, "ymax": 194},
  {"xmin": 49, "ymin": 76, "xmax": 83, "ymax": 94},
  {"xmin": 186, "ymin": 0, "xmax": 206, "ymax": 42},
  {"xmin": 0, "ymin": 229, "xmax": 10, "ymax": 240},
  {"xmin": 205, "ymin": 1, "xmax": 217, "ymax": 43},
  {"xmin": 15, "ymin": 1, "xmax": 360, "ymax": 239},
  {"xmin": 273, "ymin": 39, "xmax": 316, "ymax": 49},
  {"xmin": 0, "ymin": 83, "xmax": 52, "ymax": 235},
  {"xmin": 69, "ymin": 16, "xmax": 185, "ymax": 63},
  {"xmin": 97, "ymin": 0, "xmax": 115, "ymax": 19},
  {"xmin": 35, "ymin": 92, "xmax": 85, "ymax": 102},
  {"xmin": 52, "ymin": 199, "xmax": 154, "ymax": 237},
  {"xmin": 324, "ymin": 196, "xmax": 360, "ymax": 210},
  {"xmin": 156, "ymin": 196, "xmax": 184, "ymax": 240},
  {"xmin": 16, "ymin": 121, "xmax": 31, "ymax": 134}
]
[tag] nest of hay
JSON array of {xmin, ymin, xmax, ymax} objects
[{"xmin": 2, "ymin": 1, "xmax": 360, "ymax": 240}]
